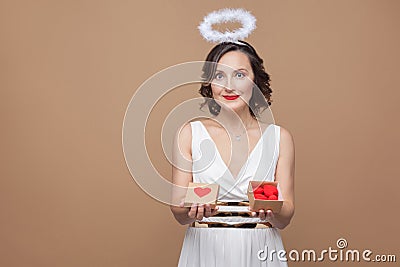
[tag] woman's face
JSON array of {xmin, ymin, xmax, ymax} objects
[{"xmin": 211, "ymin": 50, "xmax": 255, "ymax": 113}]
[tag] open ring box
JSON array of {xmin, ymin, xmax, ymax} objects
[{"xmin": 247, "ymin": 181, "xmax": 283, "ymax": 213}]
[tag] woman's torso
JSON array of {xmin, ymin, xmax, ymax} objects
[{"xmin": 190, "ymin": 118, "xmax": 281, "ymax": 202}]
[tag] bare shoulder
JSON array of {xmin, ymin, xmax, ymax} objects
[
  {"xmin": 179, "ymin": 121, "xmax": 192, "ymax": 136},
  {"xmin": 278, "ymin": 125, "xmax": 294, "ymax": 142},
  {"xmin": 175, "ymin": 122, "xmax": 192, "ymax": 143},
  {"xmin": 174, "ymin": 121, "xmax": 192, "ymax": 155},
  {"xmin": 276, "ymin": 125, "xmax": 295, "ymax": 154}
]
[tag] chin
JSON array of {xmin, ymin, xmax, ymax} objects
[{"xmin": 220, "ymin": 102, "xmax": 247, "ymax": 111}]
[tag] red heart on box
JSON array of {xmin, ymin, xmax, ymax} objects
[{"xmin": 194, "ymin": 187, "xmax": 211, "ymax": 198}]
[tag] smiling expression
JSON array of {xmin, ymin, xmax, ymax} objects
[{"xmin": 211, "ymin": 51, "xmax": 255, "ymax": 111}]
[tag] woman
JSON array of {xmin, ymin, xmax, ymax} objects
[{"xmin": 170, "ymin": 40, "xmax": 295, "ymax": 266}]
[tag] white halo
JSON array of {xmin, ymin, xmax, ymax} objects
[{"xmin": 198, "ymin": 8, "xmax": 256, "ymax": 43}]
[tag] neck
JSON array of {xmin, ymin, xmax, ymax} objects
[{"xmin": 215, "ymin": 105, "xmax": 256, "ymax": 131}]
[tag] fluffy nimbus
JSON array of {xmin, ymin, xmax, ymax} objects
[{"xmin": 198, "ymin": 8, "xmax": 256, "ymax": 43}]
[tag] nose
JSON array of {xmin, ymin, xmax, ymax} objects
[
  {"xmin": 225, "ymin": 77, "xmax": 234, "ymax": 91},
  {"xmin": 224, "ymin": 86, "xmax": 234, "ymax": 93}
]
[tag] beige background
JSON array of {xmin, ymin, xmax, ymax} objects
[{"xmin": 1, "ymin": 0, "xmax": 399, "ymax": 266}]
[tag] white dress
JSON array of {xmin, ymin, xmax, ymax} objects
[{"xmin": 177, "ymin": 120, "xmax": 288, "ymax": 267}]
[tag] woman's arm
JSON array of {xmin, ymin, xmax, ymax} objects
[
  {"xmin": 253, "ymin": 126, "xmax": 296, "ymax": 229},
  {"xmin": 170, "ymin": 122, "xmax": 218, "ymax": 225}
]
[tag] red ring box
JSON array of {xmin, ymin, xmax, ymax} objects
[{"xmin": 247, "ymin": 181, "xmax": 283, "ymax": 213}]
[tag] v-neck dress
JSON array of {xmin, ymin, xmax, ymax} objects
[{"xmin": 177, "ymin": 120, "xmax": 288, "ymax": 267}]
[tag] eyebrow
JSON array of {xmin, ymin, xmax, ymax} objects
[
  {"xmin": 236, "ymin": 68, "xmax": 249, "ymax": 73},
  {"xmin": 215, "ymin": 68, "xmax": 249, "ymax": 72}
]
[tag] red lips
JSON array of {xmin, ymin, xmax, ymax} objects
[{"xmin": 223, "ymin": 95, "xmax": 239, "ymax": 100}]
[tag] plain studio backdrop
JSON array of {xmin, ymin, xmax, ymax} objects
[{"xmin": 1, "ymin": 1, "xmax": 399, "ymax": 266}]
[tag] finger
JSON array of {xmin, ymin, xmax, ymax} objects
[
  {"xmin": 211, "ymin": 206, "xmax": 219, "ymax": 216},
  {"xmin": 204, "ymin": 204, "xmax": 212, "ymax": 217},
  {"xmin": 266, "ymin": 209, "xmax": 274, "ymax": 219},
  {"xmin": 196, "ymin": 204, "xmax": 204, "ymax": 220},
  {"xmin": 251, "ymin": 211, "xmax": 257, "ymax": 217},
  {"xmin": 259, "ymin": 209, "xmax": 266, "ymax": 220},
  {"xmin": 188, "ymin": 203, "xmax": 198, "ymax": 218}
]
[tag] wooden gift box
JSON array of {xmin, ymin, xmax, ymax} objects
[
  {"xmin": 247, "ymin": 181, "xmax": 283, "ymax": 213},
  {"xmin": 183, "ymin": 182, "xmax": 219, "ymax": 208}
]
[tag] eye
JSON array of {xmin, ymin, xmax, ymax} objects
[
  {"xmin": 235, "ymin": 72, "xmax": 245, "ymax": 79},
  {"xmin": 214, "ymin": 72, "xmax": 224, "ymax": 80}
]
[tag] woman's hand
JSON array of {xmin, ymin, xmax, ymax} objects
[
  {"xmin": 251, "ymin": 208, "xmax": 276, "ymax": 224},
  {"xmin": 250, "ymin": 207, "xmax": 292, "ymax": 229},
  {"xmin": 179, "ymin": 201, "xmax": 219, "ymax": 221}
]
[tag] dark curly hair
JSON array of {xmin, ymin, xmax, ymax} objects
[{"xmin": 199, "ymin": 40, "xmax": 273, "ymax": 119}]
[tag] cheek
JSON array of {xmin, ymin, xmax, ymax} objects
[
  {"xmin": 239, "ymin": 81, "xmax": 254, "ymax": 96},
  {"xmin": 211, "ymin": 84, "xmax": 224, "ymax": 95},
  {"xmin": 236, "ymin": 77, "xmax": 254, "ymax": 90},
  {"xmin": 239, "ymin": 84, "xmax": 254, "ymax": 103}
]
